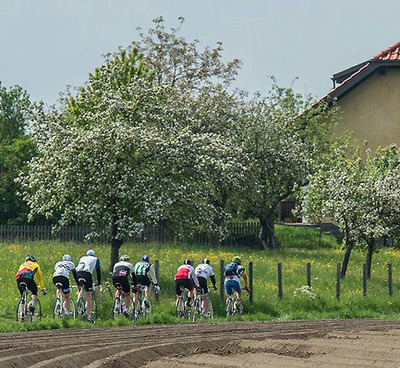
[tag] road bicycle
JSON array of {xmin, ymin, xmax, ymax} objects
[
  {"xmin": 111, "ymin": 283, "xmax": 132, "ymax": 320},
  {"xmin": 76, "ymin": 278, "xmax": 98, "ymax": 322},
  {"xmin": 16, "ymin": 282, "xmax": 42, "ymax": 322},
  {"xmin": 176, "ymin": 286, "xmax": 194, "ymax": 320},
  {"xmin": 192, "ymin": 292, "xmax": 214, "ymax": 321},
  {"xmin": 226, "ymin": 288, "xmax": 243, "ymax": 317},
  {"xmin": 53, "ymin": 283, "xmax": 76, "ymax": 319},
  {"xmin": 132, "ymin": 284, "xmax": 157, "ymax": 322}
]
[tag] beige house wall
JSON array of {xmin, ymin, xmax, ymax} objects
[{"xmin": 334, "ymin": 68, "xmax": 400, "ymax": 150}]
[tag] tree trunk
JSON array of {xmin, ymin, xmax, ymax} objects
[
  {"xmin": 341, "ymin": 241, "xmax": 353, "ymax": 278},
  {"xmin": 340, "ymin": 220, "xmax": 352, "ymax": 278},
  {"xmin": 210, "ymin": 190, "xmax": 229, "ymax": 248},
  {"xmin": 258, "ymin": 215, "xmax": 277, "ymax": 250},
  {"xmin": 365, "ymin": 238, "xmax": 375, "ymax": 279},
  {"xmin": 109, "ymin": 221, "xmax": 123, "ymax": 272}
]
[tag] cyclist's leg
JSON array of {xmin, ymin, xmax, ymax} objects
[
  {"xmin": 225, "ymin": 280, "xmax": 234, "ymax": 305},
  {"xmin": 186, "ymin": 279, "xmax": 194, "ymax": 305},
  {"xmin": 234, "ymin": 281, "xmax": 242, "ymax": 302},
  {"xmin": 27, "ymin": 280, "xmax": 38, "ymax": 303},
  {"xmin": 86, "ymin": 291, "xmax": 92, "ymax": 316},
  {"xmin": 198, "ymin": 277, "xmax": 208, "ymax": 314},
  {"xmin": 120, "ymin": 277, "xmax": 131, "ymax": 309},
  {"xmin": 84, "ymin": 273, "xmax": 94, "ymax": 316},
  {"xmin": 175, "ymin": 279, "xmax": 183, "ymax": 307}
]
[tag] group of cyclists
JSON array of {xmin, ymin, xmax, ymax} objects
[{"xmin": 15, "ymin": 250, "xmax": 249, "ymax": 322}]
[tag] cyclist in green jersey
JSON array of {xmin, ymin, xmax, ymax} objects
[{"xmin": 133, "ymin": 255, "xmax": 159, "ymax": 307}]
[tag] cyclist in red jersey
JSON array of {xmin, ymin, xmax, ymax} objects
[{"xmin": 174, "ymin": 259, "xmax": 200, "ymax": 308}]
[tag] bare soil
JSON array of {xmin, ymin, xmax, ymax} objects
[{"xmin": 0, "ymin": 319, "xmax": 399, "ymax": 367}]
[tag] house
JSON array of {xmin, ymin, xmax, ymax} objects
[
  {"xmin": 281, "ymin": 42, "xmax": 400, "ymax": 224},
  {"xmin": 322, "ymin": 41, "xmax": 400, "ymax": 149}
]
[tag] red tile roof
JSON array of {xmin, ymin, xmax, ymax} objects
[{"xmin": 373, "ymin": 41, "xmax": 400, "ymax": 61}]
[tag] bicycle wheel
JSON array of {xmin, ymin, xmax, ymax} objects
[
  {"xmin": 234, "ymin": 299, "xmax": 243, "ymax": 315},
  {"xmin": 67, "ymin": 299, "xmax": 76, "ymax": 319},
  {"xmin": 191, "ymin": 295, "xmax": 201, "ymax": 322},
  {"xmin": 76, "ymin": 297, "xmax": 86, "ymax": 319},
  {"xmin": 91, "ymin": 298, "xmax": 97, "ymax": 320},
  {"xmin": 30, "ymin": 299, "xmax": 42, "ymax": 322},
  {"xmin": 131, "ymin": 299, "xmax": 139, "ymax": 322},
  {"xmin": 176, "ymin": 297, "xmax": 185, "ymax": 318},
  {"xmin": 226, "ymin": 296, "xmax": 234, "ymax": 316},
  {"xmin": 207, "ymin": 297, "xmax": 214, "ymax": 319},
  {"xmin": 112, "ymin": 297, "xmax": 122, "ymax": 319},
  {"xmin": 142, "ymin": 298, "xmax": 151, "ymax": 319},
  {"xmin": 16, "ymin": 299, "xmax": 26, "ymax": 322},
  {"xmin": 53, "ymin": 298, "xmax": 63, "ymax": 319}
]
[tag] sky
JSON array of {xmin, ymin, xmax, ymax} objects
[{"xmin": 1, "ymin": 0, "xmax": 400, "ymax": 105}]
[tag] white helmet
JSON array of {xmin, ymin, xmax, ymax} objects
[
  {"xmin": 87, "ymin": 249, "xmax": 95, "ymax": 257},
  {"xmin": 62, "ymin": 254, "xmax": 72, "ymax": 261}
]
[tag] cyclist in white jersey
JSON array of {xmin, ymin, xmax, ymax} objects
[
  {"xmin": 76, "ymin": 249, "xmax": 101, "ymax": 322},
  {"xmin": 52, "ymin": 254, "xmax": 78, "ymax": 314},
  {"xmin": 195, "ymin": 258, "xmax": 217, "ymax": 317},
  {"xmin": 133, "ymin": 255, "xmax": 159, "ymax": 308}
]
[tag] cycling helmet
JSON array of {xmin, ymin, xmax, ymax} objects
[
  {"xmin": 62, "ymin": 254, "xmax": 72, "ymax": 262},
  {"xmin": 26, "ymin": 255, "xmax": 36, "ymax": 262},
  {"xmin": 120, "ymin": 254, "xmax": 129, "ymax": 262},
  {"xmin": 141, "ymin": 255, "xmax": 150, "ymax": 262},
  {"xmin": 87, "ymin": 249, "xmax": 95, "ymax": 256},
  {"xmin": 183, "ymin": 259, "xmax": 192, "ymax": 266},
  {"xmin": 203, "ymin": 258, "xmax": 210, "ymax": 265},
  {"xmin": 232, "ymin": 256, "xmax": 241, "ymax": 265}
]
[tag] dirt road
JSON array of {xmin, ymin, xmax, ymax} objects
[{"xmin": 0, "ymin": 319, "xmax": 399, "ymax": 367}]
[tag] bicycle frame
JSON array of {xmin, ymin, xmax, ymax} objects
[
  {"xmin": 54, "ymin": 283, "xmax": 76, "ymax": 318},
  {"xmin": 226, "ymin": 287, "xmax": 243, "ymax": 316},
  {"xmin": 16, "ymin": 282, "xmax": 41, "ymax": 322},
  {"xmin": 176, "ymin": 286, "xmax": 192, "ymax": 319},
  {"xmin": 76, "ymin": 278, "xmax": 97, "ymax": 321},
  {"xmin": 132, "ymin": 284, "xmax": 151, "ymax": 321}
]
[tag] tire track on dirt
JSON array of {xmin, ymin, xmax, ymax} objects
[{"xmin": 0, "ymin": 319, "xmax": 399, "ymax": 368}]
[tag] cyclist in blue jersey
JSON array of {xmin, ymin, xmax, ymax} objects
[{"xmin": 224, "ymin": 256, "xmax": 249, "ymax": 307}]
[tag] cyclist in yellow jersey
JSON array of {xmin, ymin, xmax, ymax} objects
[{"xmin": 16, "ymin": 255, "xmax": 46, "ymax": 312}]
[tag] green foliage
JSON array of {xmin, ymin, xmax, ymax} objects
[
  {"xmin": 0, "ymin": 137, "xmax": 36, "ymax": 223},
  {"xmin": 0, "ymin": 83, "xmax": 35, "ymax": 224},
  {"xmin": 0, "ymin": 83, "xmax": 31, "ymax": 142}
]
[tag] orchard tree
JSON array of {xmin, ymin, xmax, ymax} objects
[
  {"xmin": 132, "ymin": 16, "xmax": 241, "ymax": 91},
  {"xmin": 235, "ymin": 84, "xmax": 335, "ymax": 249},
  {"xmin": 304, "ymin": 144, "xmax": 400, "ymax": 278},
  {"xmin": 20, "ymin": 54, "xmax": 242, "ymax": 268}
]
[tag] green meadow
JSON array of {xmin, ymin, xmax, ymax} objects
[{"xmin": 1, "ymin": 225, "xmax": 400, "ymax": 332}]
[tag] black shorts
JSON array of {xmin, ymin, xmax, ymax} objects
[
  {"xmin": 17, "ymin": 277, "xmax": 38, "ymax": 296},
  {"xmin": 134, "ymin": 275, "xmax": 150, "ymax": 287},
  {"xmin": 112, "ymin": 276, "xmax": 131, "ymax": 293},
  {"xmin": 76, "ymin": 271, "xmax": 93, "ymax": 292},
  {"xmin": 175, "ymin": 278, "xmax": 193, "ymax": 296},
  {"xmin": 197, "ymin": 276, "xmax": 209, "ymax": 295},
  {"xmin": 53, "ymin": 275, "xmax": 70, "ymax": 294}
]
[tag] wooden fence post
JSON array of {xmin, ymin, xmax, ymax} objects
[
  {"xmin": 220, "ymin": 259, "xmax": 225, "ymax": 301},
  {"xmin": 278, "ymin": 263, "xmax": 283, "ymax": 299},
  {"xmin": 307, "ymin": 263, "xmax": 311, "ymax": 288},
  {"xmin": 336, "ymin": 263, "xmax": 341, "ymax": 300},
  {"xmin": 388, "ymin": 262, "xmax": 393, "ymax": 297},
  {"xmin": 363, "ymin": 263, "xmax": 367, "ymax": 297},
  {"xmin": 155, "ymin": 259, "xmax": 160, "ymax": 302},
  {"xmin": 249, "ymin": 262, "xmax": 253, "ymax": 303}
]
